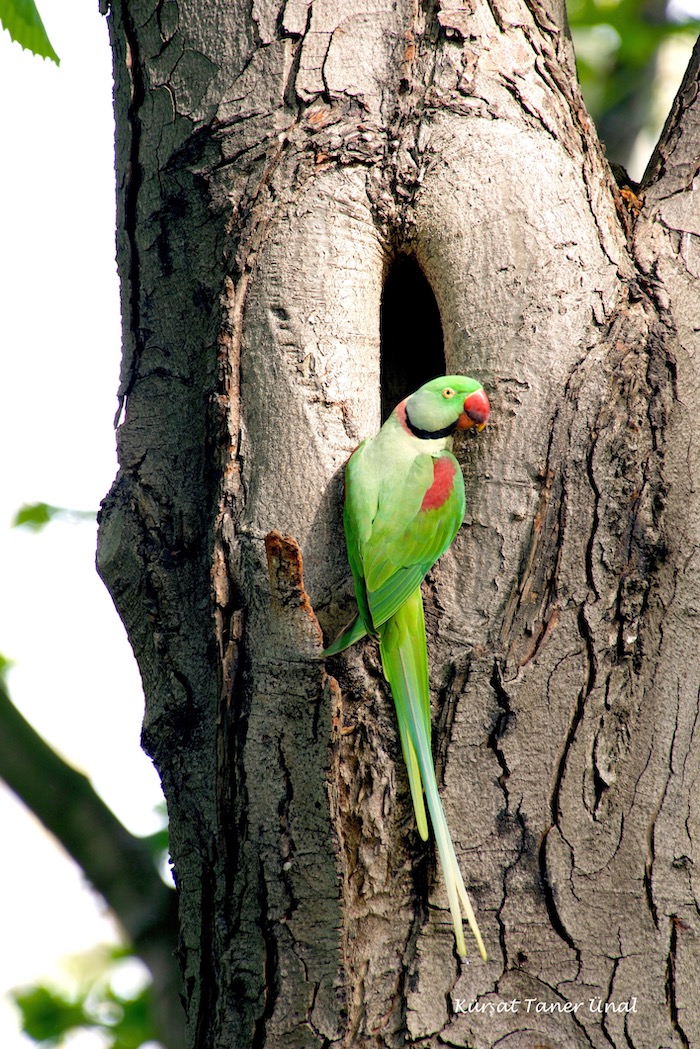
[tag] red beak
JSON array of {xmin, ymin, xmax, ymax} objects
[{"xmin": 458, "ymin": 388, "xmax": 490, "ymax": 431}]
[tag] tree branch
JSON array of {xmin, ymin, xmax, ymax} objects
[
  {"xmin": 0, "ymin": 680, "xmax": 184, "ymax": 1048},
  {"xmin": 641, "ymin": 35, "xmax": 700, "ymax": 198}
]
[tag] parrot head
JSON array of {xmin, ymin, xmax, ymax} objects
[{"xmin": 403, "ymin": 375, "xmax": 490, "ymax": 436}]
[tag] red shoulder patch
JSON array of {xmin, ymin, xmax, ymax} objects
[{"xmin": 421, "ymin": 456, "xmax": 457, "ymax": 511}]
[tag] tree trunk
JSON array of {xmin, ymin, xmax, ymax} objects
[{"xmin": 98, "ymin": 0, "xmax": 700, "ymax": 1045}]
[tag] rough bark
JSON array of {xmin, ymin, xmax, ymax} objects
[{"xmin": 98, "ymin": 1, "xmax": 700, "ymax": 1046}]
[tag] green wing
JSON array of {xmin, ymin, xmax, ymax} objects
[
  {"xmin": 360, "ymin": 451, "xmax": 466, "ymax": 631},
  {"xmin": 329, "ymin": 441, "xmax": 465, "ymax": 647}
]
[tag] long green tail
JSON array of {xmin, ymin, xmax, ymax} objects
[
  {"xmin": 379, "ymin": 589, "xmax": 487, "ymax": 961},
  {"xmin": 323, "ymin": 613, "xmax": 367, "ymax": 657}
]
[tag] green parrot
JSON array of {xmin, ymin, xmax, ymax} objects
[{"xmin": 325, "ymin": 374, "xmax": 490, "ymax": 960}]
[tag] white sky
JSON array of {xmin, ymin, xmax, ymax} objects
[{"xmin": 0, "ymin": 2, "xmax": 165, "ymax": 1046}]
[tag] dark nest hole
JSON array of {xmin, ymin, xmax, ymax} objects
[{"xmin": 380, "ymin": 254, "xmax": 446, "ymax": 421}]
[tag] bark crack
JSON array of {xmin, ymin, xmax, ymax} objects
[
  {"xmin": 500, "ymin": 411, "xmax": 563, "ymax": 668},
  {"xmin": 488, "ymin": 661, "xmax": 529, "ymax": 971},
  {"xmin": 277, "ymin": 736, "xmax": 300, "ymax": 923},
  {"xmin": 538, "ymin": 830, "xmax": 580, "ymax": 956},
  {"xmin": 645, "ymin": 682, "xmax": 683, "ymax": 932},
  {"xmin": 114, "ymin": 0, "xmax": 146, "ymax": 424},
  {"xmin": 251, "ymin": 864, "xmax": 280, "ymax": 1049},
  {"xmin": 488, "ymin": 661, "xmax": 513, "ymax": 809},
  {"xmin": 192, "ymin": 853, "xmax": 221, "ymax": 1049},
  {"xmin": 550, "ymin": 607, "xmax": 596, "ymax": 827},
  {"xmin": 666, "ymin": 916, "xmax": 691, "ymax": 1049},
  {"xmin": 600, "ymin": 944, "xmax": 622, "ymax": 1049},
  {"xmin": 583, "ymin": 440, "xmax": 602, "ymax": 600}
]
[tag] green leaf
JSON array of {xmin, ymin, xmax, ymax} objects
[
  {"xmin": 12, "ymin": 973, "xmax": 158, "ymax": 1048},
  {"xmin": 13, "ymin": 502, "xmax": 55, "ymax": 531},
  {"xmin": 0, "ymin": 0, "xmax": 59, "ymax": 62},
  {"xmin": 567, "ymin": 0, "xmax": 699, "ymax": 127},
  {"xmin": 0, "ymin": 653, "xmax": 13, "ymax": 683},
  {"xmin": 12, "ymin": 503, "xmax": 96, "ymax": 531},
  {"xmin": 102, "ymin": 985, "xmax": 157, "ymax": 1049},
  {"xmin": 142, "ymin": 825, "xmax": 170, "ymax": 858},
  {"xmin": 11, "ymin": 985, "xmax": 90, "ymax": 1044}
]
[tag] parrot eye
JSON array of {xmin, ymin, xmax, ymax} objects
[{"xmin": 442, "ymin": 387, "xmax": 456, "ymax": 398}]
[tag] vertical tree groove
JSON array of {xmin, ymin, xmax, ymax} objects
[{"xmin": 97, "ymin": 1, "xmax": 700, "ymax": 1045}]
